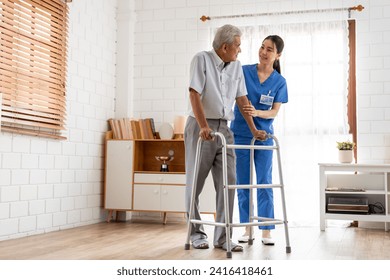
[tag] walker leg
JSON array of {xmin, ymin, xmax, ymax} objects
[
  {"xmin": 221, "ymin": 137, "xmax": 233, "ymax": 259},
  {"xmin": 276, "ymin": 141, "xmax": 292, "ymax": 254},
  {"xmin": 283, "ymin": 220, "xmax": 292, "ymax": 253},
  {"xmin": 184, "ymin": 138, "xmax": 203, "ymax": 250},
  {"xmin": 280, "ymin": 186, "xmax": 291, "ymax": 253}
]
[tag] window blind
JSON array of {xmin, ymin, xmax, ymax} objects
[{"xmin": 0, "ymin": 0, "xmax": 68, "ymax": 139}]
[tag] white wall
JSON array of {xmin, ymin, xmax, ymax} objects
[
  {"xmin": 0, "ymin": 0, "xmax": 117, "ymax": 240},
  {"xmin": 355, "ymin": 0, "xmax": 390, "ymax": 163},
  {"xmin": 132, "ymin": 0, "xmax": 390, "ymax": 163}
]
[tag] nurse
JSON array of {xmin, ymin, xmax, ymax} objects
[{"xmin": 230, "ymin": 35, "xmax": 288, "ymax": 245}]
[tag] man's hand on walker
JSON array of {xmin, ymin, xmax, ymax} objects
[{"xmin": 199, "ymin": 127, "xmax": 213, "ymax": 141}]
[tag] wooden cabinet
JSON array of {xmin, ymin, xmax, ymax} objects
[
  {"xmin": 319, "ymin": 163, "xmax": 390, "ymax": 231},
  {"xmin": 104, "ymin": 138, "xmax": 215, "ymax": 223}
]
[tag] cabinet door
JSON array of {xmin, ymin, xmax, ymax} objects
[
  {"xmin": 161, "ymin": 185, "xmax": 186, "ymax": 212},
  {"xmin": 133, "ymin": 185, "xmax": 160, "ymax": 211},
  {"xmin": 105, "ymin": 141, "xmax": 133, "ymax": 210}
]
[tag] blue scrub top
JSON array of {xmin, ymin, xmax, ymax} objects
[{"xmin": 231, "ymin": 64, "xmax": 288, "ymax": 141}]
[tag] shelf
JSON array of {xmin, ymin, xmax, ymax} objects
[
  {"xmin": 133, "ymin": 139, "xmax": 185, "ymax": 173},
  {"xmin": 319, "ymin": 163, "xmax": 390, "ymax": 231},
  {"xmin": 134, "ymin": 171, "xmax": 185, "ymax": 174},
  {"xmin": 134, "ymin": 139, "xmax": 184, "ymax": 142},
  {"xmin": 325, "ymin": 190, "xmax": 385, "ymax": 195},
  {"xmin": 319, "ymin": 163, "xmax": 390, "ymax": 172},
  {"xmin": 324, "ymin": 213, "xmax": 388, "ymax": 222}
]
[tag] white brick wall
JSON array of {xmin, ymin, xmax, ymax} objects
[
  {"xmin": 0, "ymin": 0, "xmax": 117, "ymax": 241},
  {"xmin": 29, "ymin": 200, "xmax": 45, "ymax": 216},
  {"xmin": 357, "ymin": 0, "xmax": 390, "ymax": 162},
  {"xmin": 19, "ymin": 216, "xmax": 36, "ymax": 233}
]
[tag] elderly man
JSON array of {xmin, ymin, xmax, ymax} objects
[{"xmin": 185, "ymin": 24, "xmax": 266, "ymax": 252}]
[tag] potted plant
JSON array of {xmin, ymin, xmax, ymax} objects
[{"xmin": 336, "ymin": 140, "xmax": 355, "ymax": 163}]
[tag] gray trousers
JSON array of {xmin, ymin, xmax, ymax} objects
[{"xmin": 184, "ymin": 116, "xmax": 236, "ymax": 246}]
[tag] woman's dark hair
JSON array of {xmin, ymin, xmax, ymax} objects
[{"xmin": 263, "ymin": 35, "xmax": 284, "ymax": 74}]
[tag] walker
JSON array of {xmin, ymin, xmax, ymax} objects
[{"xmin": 184, "ymin": 132, "xmax": 291, "ymax": 258}]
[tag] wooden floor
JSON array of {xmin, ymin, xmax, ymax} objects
[{"xmin": 1, "ymin": 216, "xmax": 390, "ymax": 260}]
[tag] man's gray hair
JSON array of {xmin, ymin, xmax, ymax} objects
[{"xmin": 212, "ymin": 24, "xmax": 242, "ymax": 50}]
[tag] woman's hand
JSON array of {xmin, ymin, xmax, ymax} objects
[{"xmin": 242, "ymin": 103, "xmax": 257, "ymax": 117}]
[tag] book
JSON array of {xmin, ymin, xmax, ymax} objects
[
  {"xmin": 116, "ymin": 119, "xmax": 124, "ymax": 139},
  {"xmin": 108, "ymin": 118, "xmax": 155, "ymax": 140},
  {"xmin": 327, "ymin": 196, "xmax": 369, "ymax": 213},
  {"xmin": 145, "ymin": 118, "xmax": 156, "ymax": 139},
  {"xmin": 108, "ymin": 119, "xmax": 115, "ymax": 138},
  {"xmin": 108, "ymin": 118, "xmax": 120, "ymax": 139},
  {"xmin": 325, "ymin": 187, "xmax": 365, "ymax": 192},
  {"xmin": 119, "ymin": 118, "xmax": 129, "ymax": 139},
  {"xmin": 327, "ymin": 204, "xmax": 369, "ymax": 212},
  {"xmin": 130, "ymin": 120, "xmax": 141, "ymax": 139},
  {"xmin": 138, "ymin": 119, "xmax": 147, "ymax": 139},
  {"xmin": 143, "ymin": 118, "xmax": 155, "ymax": 139},
  {"xmin": 125, "ymin": 118, "xmax": 133, "ymax": 139}
]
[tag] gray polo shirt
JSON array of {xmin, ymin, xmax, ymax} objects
[{"xmin": 188, "ymin": 49, "xmax": 247, "ymax": 121}]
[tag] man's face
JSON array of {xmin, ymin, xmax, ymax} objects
[{"xmin": 224, "ymin": 36, "xmax": 241, "ymax": 62}]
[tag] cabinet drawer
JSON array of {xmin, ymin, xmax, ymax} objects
[{"xmin": 134, "ymin": 173, "xmax": 185, "ymax": 185}]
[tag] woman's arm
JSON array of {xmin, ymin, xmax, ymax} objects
[
  {"xmin": 242, "ymin": 102, "xmax": 282, "ymax": 119},
  {"xmin": 236, "ymin": 96, "xmax": 267, "ymax": 140}
]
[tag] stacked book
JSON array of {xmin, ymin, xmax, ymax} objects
[
  {"xmin": 108, "ymin": 118, "xmax": 156, "ymax": 140},
  {"xmin": 326, "ymin": 196, "xmax": 369, "ymax": 214}
]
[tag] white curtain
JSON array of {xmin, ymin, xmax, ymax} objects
[{"xmin": 211, "ymin": 18, "xmax": 352, "ymax": 226}]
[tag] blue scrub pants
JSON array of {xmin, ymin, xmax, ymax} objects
[{"xmin": 235, "ymin": 135, "xmax": 275, "ymax": 230}]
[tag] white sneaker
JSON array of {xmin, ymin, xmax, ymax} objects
[
  {"xmin": 261, "ymin": 237, "xmax": 275, "ymax": 246},
  {"xmin": 238, "ymin": 234, "xmax": 249, "ymax": 243},
  {"xmin": 238, "ymin": 226, "xmax": 254, "ymax": 243}
]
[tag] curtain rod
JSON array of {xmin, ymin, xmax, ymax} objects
[{"xmin": 200, "ymin": 4, "xmax": 364, "ymax": 22}]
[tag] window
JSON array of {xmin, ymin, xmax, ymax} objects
[
  {"xmin": 0, "ymin": 0, "xmax": 69, "ymax": 139},
  {"xmin": 238, "ymin": 21, "xmax": 351, "ymax": 137}
]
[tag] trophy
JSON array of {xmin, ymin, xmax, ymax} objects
[{"xmin": 155, "ymin": 150, "xmax": 174, "ymax": 172}]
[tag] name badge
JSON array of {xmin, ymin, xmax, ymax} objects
[{"xmin": 259, "ymin": 91, "xmax": 274, "ymax": 106}]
